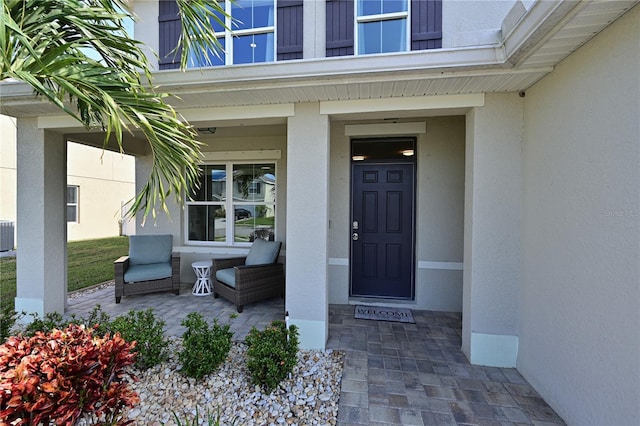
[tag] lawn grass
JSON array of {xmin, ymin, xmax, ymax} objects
[{"xmin": 0, "ymin": 236, "xmax": 128, "ymax": 312}]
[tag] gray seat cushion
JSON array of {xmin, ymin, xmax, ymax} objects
[
  {"xmin": 124, "ymin": 263, "xmax": 172, "ymax": 283},
  {"xmin": 245, "ymin": 239, "xmax": 281, "ymax": 266},
  {"xmin": 129, "ymin": 235, "xmax": 173, "ymax": 265},
  {"xmin": 216, "ymin": 268, "xmax": 236, "ymax": 288}
]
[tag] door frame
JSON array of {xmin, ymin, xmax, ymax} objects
[{"xmin": 349, "ymin": 137, "xmax": 417, "ymax": 300}]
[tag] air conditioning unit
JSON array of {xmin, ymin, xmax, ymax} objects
[{"xmin": 0, "ymin": 221, "xmax": 15, "ymax": 251}]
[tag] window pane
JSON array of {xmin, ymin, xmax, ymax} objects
[
  {"xmin": 67, "ymin": 186, "xmax": 77, "ymax": 203},
  {"xmin": 233, "ymin": 33, "xmax": 274, "ymax": 64},
  {"xmin": 188, "ymin": 205, "xmax": 226, "ymax": 241},
  {"xmin": 190, "ymin": 165, "xmax": 226, "ymax": 201},
  {"xmin": 383, "ymin": 0, "xmax": 407, "ymax": 14},
  {"xmin": 358, "ymin": 18, "xmax": 406, "ymax": 54},
  {"xmin": 358, "ymin": 0, "xmax": 407, "ymax": 16},
  {"xmin": 67, "ymin": 206, "xmax": 77, "ymax": 222},
  {"xmin": 232, "ymin": 0, "xmax": 274, "ymax": 30},
  {"xmin": 188, "ymin": 38, "xmax": 225, "ymax": 67},
  {"xmin": 233, "ymin": 163, "xmax": 276, "ymax": 202},
  {"xmin": 234, "ymin": 205, "xmax": 275, "ymax": 242},
  {"xmin": 352, "ymin": 138, "xmax": 416, "ymax": 161},
  {"xmin": 210, "ymin": 3, "xmax": 226, "ymax": 32}
]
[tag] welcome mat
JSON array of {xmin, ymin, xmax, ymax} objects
[{"xmin": 354, "ymin": 305, "xmax": 415, "ymax": 324}]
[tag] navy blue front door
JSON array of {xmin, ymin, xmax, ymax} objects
[{"xmin": 351, "ymin": 162, "xmax": 415, "ymax": 299}]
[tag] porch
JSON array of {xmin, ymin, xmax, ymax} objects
[{"xmin": 66, "ymin": 285, "xmax": 565, "ymax": 425}]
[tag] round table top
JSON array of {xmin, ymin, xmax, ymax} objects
[{"xmin": 191, "ymin": 260, "xmax": 213, "ymax": 268}]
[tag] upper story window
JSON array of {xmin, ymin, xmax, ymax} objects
[
  {"xmin": 326, "ymin": 0, "xmax": 441, "ymax": 58},
  {"xmin": 356, "ymin": 0, "xmax": 408, "ymax": 55},
  {"xmin": 187, "ymin": 0, "xmax": 276, "ymax": 67}
]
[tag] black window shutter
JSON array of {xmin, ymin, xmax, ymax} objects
[
  {"xmin": 411, "ymin": 0, "xmax": 442, "ymax": 50},
  {"xmin": 326, "ymin": 0, "xmax": 354, "ymax": 57},
  {"xmin": 277, "ymin": 0, "xmax": 304, "ymax": 60},
  {"xmin": 159, "ymin": 0, "xmax": 181, "ymax": 70}
]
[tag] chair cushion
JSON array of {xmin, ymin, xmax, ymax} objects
[
  {"xmin": 245, "ymin": 239, "xmax": 281, "ymax": 266},
  {"xmin": 124, "ymin": 263, "xmax": 172, "ymax": 283},
  {"xmin": 129, "ymin": 235, "xmax": 173, "ymax": 265},
  {"xmin": 215, "ymin": 268, "xmax": 236, "ymax": 288}
]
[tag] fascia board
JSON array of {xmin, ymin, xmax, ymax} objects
[
  {"xmin": 502, "ymin": 0, "xmax": 584, "ymax": 66},
  {"xmin": 151, "ymin": 46, "xmax": 507, "ymax": 91}
]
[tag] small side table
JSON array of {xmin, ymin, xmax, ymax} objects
[{"xmin": 191, "ymin": 260, "xmax": 213, "ymax": 296}]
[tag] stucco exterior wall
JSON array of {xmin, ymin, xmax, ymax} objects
[
  {"xmin": 67, "ymin": 142, "xmax": 135, "ymax": 241},
  {"xmin": 328, "ymin": 116, "xmax": 465, "ymax": 311},
  {"xmin": 519, "ymin": 5, "xmax": 640, "ymax": 425},
  {"xmin": 132, "ymin": 0, "xmax": 158, "ymax": 69},
  {"xmin": 0, "ymin": 115, "xmax": 17, "ymax": 236},
  {"xmin": 442, "ymin": 0, "xmax": 515, "ymax": 48}
]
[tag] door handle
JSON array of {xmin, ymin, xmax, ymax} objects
[{"xmin": 352, "ymin": 232, "xmax": 359, "ymax": 241}]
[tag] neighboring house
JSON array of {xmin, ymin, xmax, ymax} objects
[
  {"xmin": 1, "ymin": 1, "xmax": 638, "ymax": 424},
  {"xmin": 0, "ymin": 114, "xmax": 136, "ymax": 246}
]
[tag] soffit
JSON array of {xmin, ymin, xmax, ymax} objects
[
  {"xmin": 515, "ymin": 0, "xmax": 638, "ymax": 68},
  {"xmin": 163, "ymin": 67, "xmax": 551, "ymax": 110}
]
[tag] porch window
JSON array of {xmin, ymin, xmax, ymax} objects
[
  {"xmin": 356, "ymin": 0, "xmax": 408, "ymax": 55},
  {"xmin": 66, "ymin": 185, "xmax": 79, "ymax": 223},
  {"xmin": 188, "ymin": 0, "xmax": 275, "ymax": 67},
  {"xmin": 186, "ymin": 162, "xmax": 276, "ymax": 244}
]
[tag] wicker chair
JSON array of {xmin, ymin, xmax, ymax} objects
[
  {"xmin": 212, "ymin": 239, "xmax": 284, "ymax": 313},
  {"xmin": 114, "ymin": 235, "xmax": 181, "ymax": 303}
]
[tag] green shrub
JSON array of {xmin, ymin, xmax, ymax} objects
[
  {"xmin": 245, "ymin": 320, "xmax": 299, "ymax": 391},
  {"xmin": 179, "ymin": 312, "xmax": 233, "ymax": 379},
  {"xmin": 110, "ymin": 308, "xmax": 169, "ymax": 370},
  {"xmin": 0, "ymin": 307, "xmax": 21, "ymax": 343},
  {"xmin": 21, "ymin": 305, "xmax": 112, "ymax": 338},
  {"xmin": 22, "ymin": 311, "xmax": 68, "ymax": 337},
  {"xmin": 81, "ymin": 304, "xmax": 113, "ymax": 336}
]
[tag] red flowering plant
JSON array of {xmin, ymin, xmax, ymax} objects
[{"xmin": 0, "ymin": 323, "xmax": 139, "ymax": 425}]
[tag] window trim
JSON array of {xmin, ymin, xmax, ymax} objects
[
  {"xmin": 185, "ymin": 159, "xmax": 278, "ymax": 247},
  {"xmin": 354, "ymin": 0, "xmax": 411, "ymax": 55},
  {"xmin": 191, "ymin": 0, "xmax": 278, "ymax": 67}
]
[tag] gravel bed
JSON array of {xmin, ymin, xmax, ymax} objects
[
  {"xmin": 68, "ymin": 282, "xmax": 344, "ymax": 425},
  {"xmin": 122, "ymin": 337, "xmax": 344, "ymax": 425},
  {"xmin": 68, "ymin": 280, "xmax": 115, "ymax": 300}
]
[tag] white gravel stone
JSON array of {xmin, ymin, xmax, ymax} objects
[{"xmin": 121, "ymin": 337, "xmax": 344, "ymax": 425}]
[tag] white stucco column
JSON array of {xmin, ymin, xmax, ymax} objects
[
  {"xmin": 286, "ymin": 103, "xmax": 330, "ymax": 349},
  {"xmin": 463, "ymin": 93, "xmax": 523, "ymax": 367},
  {"xmin": 14, "ymin": 118, "xmax": 67, "ymax": 316}
]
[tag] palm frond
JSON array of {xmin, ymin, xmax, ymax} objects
[{"xmin": 1, "ymin": 0, "xmax": 228, "ymax": 221}]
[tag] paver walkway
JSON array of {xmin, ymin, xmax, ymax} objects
[
  {"xmin": 66, "ymin": 285, "xmax": 565, "ymax": 425},
  {"xmin": 66, "ymin": 283, "xmax": 282, "ymax": 339},
  {"xmin": 327, "ymin": 305, "xmax": 565, "ymax": 426}
]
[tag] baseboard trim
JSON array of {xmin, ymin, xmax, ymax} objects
[{"xmin": 470, "ymin": 332, "xmax": 519, "ymax": 367}]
